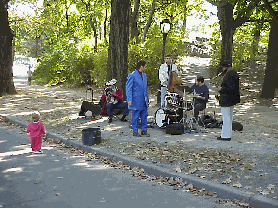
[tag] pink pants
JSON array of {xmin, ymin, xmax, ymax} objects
[{"xmin": 31, "ymin": 136, "xmax": 42, "ymax": 151}]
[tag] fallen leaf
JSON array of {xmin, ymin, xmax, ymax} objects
[
  {"xmin": 186, "ymin": 183, "xmax": 194, "ymax": 190},
  {"xmin": 173, "ymin": 166, "xmax": 181, "ymax": 172},
  {"xmin": 267, "ymin": 184, "xmax": 275, "ymax": 190},
  {"xmin": 188, "ymin": 168, "xmax": 197, "ymax": 174},
  {"xmin": 222, "ymin": 178, "xmax": 231, "ymax": 184},
  {"xmin": 256, "ymin": 187, "xmax": 262, "ymax": 192},
  {"xmin": 58, "ymin": 177, "xmax": 63, "ymax": 179},
  {"xmin": 34, "ymin": 181, "xmax": 40, "ymax": 184},
  {"xmin": 260, "ymin": 189, "xmax": 270, "ymax": 195},
  {"xmin": 55, "ymin": 193, "xmax": 61, "ymax": 196},
  {"xmin": 244, "ymin": 176, "xmax": 252, "ymax": 179},
  {"xmin": 232, "ymin": 182, "xmax": 242, "ymax": 188},
  {"xmin": 208, "ymin": 191, "xmax": 216, "ymax": 196}
]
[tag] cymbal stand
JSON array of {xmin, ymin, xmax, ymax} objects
[
  {"xmin": 182, "ymin": 87, "xmax": 190, "ymax": 125},
  {"xmin": 187, "ymin": 89, "xmax": 201, "ymax": 132}
]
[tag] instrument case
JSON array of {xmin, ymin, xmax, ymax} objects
[{"xmin": 78, "ymin": 88, "xmax": 101, "ymax": 116}]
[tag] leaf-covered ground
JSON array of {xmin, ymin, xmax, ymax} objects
[{"xmin": 1, "ymin": 57, "xmax": 277, "ymax": 203}]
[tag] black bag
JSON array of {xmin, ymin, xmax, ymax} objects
[
  {"xmin": 232, "ymin": 121, "xmax": 243, "ymax": 131},
  {"xmin": 79, "ymin": 87, "xmax": 101, "ymax": 116},
  {"xmin": 199, "ymin": 115, "xmax": 221, "ymax": 128},
  {"xmin": 218, "ymin": 121, "xmax": 243, "ymax": 131},
  {"xmin": 79, "ymin": 101, "xmax": 101, "ymax": 116},
  {"xmin": 166, "ymin": 123, "xmax": 184, "ymax": 135}
]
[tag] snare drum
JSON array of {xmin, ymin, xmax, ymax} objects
[{"xmin": 165, "ymin": 93, "xmax": 181, "ymax": 109}]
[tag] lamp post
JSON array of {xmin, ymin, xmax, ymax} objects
[
  {"xmin": 160, "ymin": 19, "xmax": 171, "ymax": 63},
  {"xmin": 157, "ymin": 19, "xmax": 171, "ymax": 105}
]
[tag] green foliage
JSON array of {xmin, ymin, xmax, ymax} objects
[
  {"xmin": 208, "ymin": 20, "xmax": 269, "ymax": 72},
  {"xmin": 128, "ymin": 24, "xmax": 187, "ymax": 85},
  {"xmin": 33, "ymin": 39, "xmax": 108, "ymax": 86}
]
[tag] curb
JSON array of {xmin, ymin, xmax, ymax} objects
[{"xmin": 7, "ymin": 116, "xmax": 278, "ymax": 208}]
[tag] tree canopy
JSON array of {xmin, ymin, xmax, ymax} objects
[{"xmin": 2, "ymin": 0, "xmax": 277, "ymax": 98}]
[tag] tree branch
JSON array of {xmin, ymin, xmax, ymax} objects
[
  {"xmin": 234, "ymin": 0, "xmax": 261, "ymax": 28},
  {"xmin": 269, "ymin": 0, "xmax": 278, "ymax": 3},
  {"xmin": 263, "ymin": 0, "xmax": 277, "ymax": 16},
  {"xmin": 245, "ymin": 19, "xmax": 271, "ymax": 22}
]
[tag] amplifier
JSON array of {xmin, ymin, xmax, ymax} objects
[{"xmin": 166, "ymin": 123, "xmax": 184, "ymax": 135}]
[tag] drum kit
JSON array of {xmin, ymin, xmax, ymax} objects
[{"xmin": 155, "ymin": 86, "xmax": 200, "ymax": 132}]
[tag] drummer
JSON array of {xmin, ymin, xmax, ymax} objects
[{"xmin": 191, "ymin": 75, "xmax": 209, "ymax": 120}]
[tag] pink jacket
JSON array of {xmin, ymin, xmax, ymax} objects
[
  {"xmin": 26, "ymin": 121, "xmax": 46, "ymax": 138},
  {"xmin": 101, "ymin": 87, "xmax": 123, "ymax": 114}
]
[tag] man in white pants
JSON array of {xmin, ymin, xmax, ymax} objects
[
  {"xmin": 217, "ymin": 60, "xmax": 240, "ymax": 141},
  {"xmin": 159, "ymin": 55, "xmax": 179, "ymax": 108}
]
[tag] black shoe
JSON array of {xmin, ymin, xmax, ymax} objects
[
  {"xmin": 217, "ymin": 136, "xmax": 231, "ymax": 141},
  {"xmin": 120, "ymin": 117, "xmax": 128, "ymax": 122},
  {"xmin": 133, "ymin": 132, "xmax": 141, "ymax": 137},
  {"xmin": 141, "ymin": 131, "xmax": 150, "ymax": 137},
  {"xmin": 108, "ymin": 118, "xmax": 112, "ymax": 123}
]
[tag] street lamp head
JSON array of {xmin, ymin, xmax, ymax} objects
[{"xmin": 160, "ymin": 19, "xmax": 171, "ymax": 34}]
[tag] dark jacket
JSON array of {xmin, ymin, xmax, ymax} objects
[{"xmin": 219, "ymin": 69, "xmax": 240, "ymax": 107}]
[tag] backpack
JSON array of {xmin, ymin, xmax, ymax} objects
[{"xmin": 199, "ymin": 115, "xmax": 221, "ymax": 128}]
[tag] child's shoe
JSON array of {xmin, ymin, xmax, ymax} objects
[{"xmin": 35, "ymin": 150, "xmax": 43, "ymax": 154}]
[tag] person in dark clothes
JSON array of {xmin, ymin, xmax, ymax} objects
[
  {"xmin": 217, "ymin": 60, "xmax": 240, "ymax": 141},
  {"xmin": 191, "ymin": 75, "xmax": 209, "ymax": 120}
]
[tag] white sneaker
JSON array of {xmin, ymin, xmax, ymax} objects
[{"xmin": 35, "ymin": 150, "xmax": 43, "ymax": 154}]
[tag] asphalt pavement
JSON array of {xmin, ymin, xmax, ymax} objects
[{"xmin": 0, "ymin": 124, "xmax": 232, "ymax": 208}]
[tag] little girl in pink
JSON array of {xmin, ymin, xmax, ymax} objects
[{"xmin": 26, "ymin": 112, "xmax": 46, "ymax": 154}]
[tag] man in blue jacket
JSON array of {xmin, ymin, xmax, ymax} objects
[
  {"xmin": 126, "ymin": 60, "xmax": 150, "ymax": 137},
  {"xmin": 217, "ymin": 60, "xmax": 240, "ymax": 141}
]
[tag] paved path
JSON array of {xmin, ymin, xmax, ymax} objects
[{"xmin": 0, "ymin": 124, "xmax": 229, "ymax": 208}]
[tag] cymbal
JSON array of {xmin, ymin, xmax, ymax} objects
[{"xmin": 183, "ymin": 94, "xmax": 195, "ymax": 99}]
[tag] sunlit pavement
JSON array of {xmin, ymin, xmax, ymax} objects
[{"xmin": 0, "ymin": 124, "xmax": 231, "ymax": 208}]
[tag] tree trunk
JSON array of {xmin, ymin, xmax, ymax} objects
[
  {"xmin": 93, "ymin": 26, "xmax": 98, "ymax": 52},
  {"xmin": 88, "ymin": 16, "xmax": 98, "ymax": 52},
  {"xmin": 250, "ymin": 22, "xmax": 263, "ymax": 68},
  {"xmin": 183, "ymin": 0, "xmax": 188, "ymax": 29},
  {"xmin": 218, "ymin": 1, "xmax": 235, "ymax": 66},
  {"xmin": 104, "ymin": 9, "xmax": 108, "ymax": 43},
  {"xmin": 0, "ymin": 0, "xmax": 16, "ymax": 96},
  {"xmin": 252, "ymin": 22, "xmax": 262, "ymax": 57},
  {"xmin": 260, "ymin": 16, "xmax": 278, "ymax": 99},
  {"xmin": 142, "ymin": 0, "xmax": 156, "ymax": 42},
  {"xmin": 130, "ymin": 0, "xmax": 140, "ymax": 43},
  {"xmin": 107, "ymin": 0, "xmax": 130, "ymax": 100}
]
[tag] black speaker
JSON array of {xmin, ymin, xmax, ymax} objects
[
  {"xmin": 166, "ymin": 123, "xmax": 184, "ymax": 135},
  {"xmin": 82, "ymin": 127, "xmax": 101, "ymax": 145}
]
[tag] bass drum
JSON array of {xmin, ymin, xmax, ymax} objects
[
  {"xmin": 155, "ymin": 108, "xmax": 180, "ymax": 128},
  {"xmin": 155, "ymin": 108, "xmax": 167, "ymax": 128}
]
